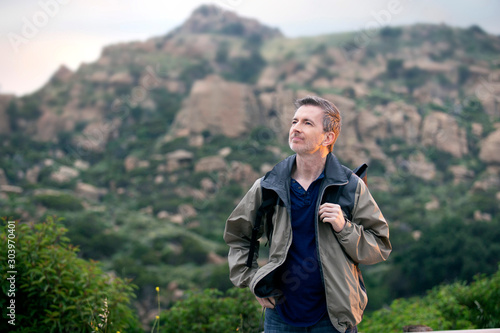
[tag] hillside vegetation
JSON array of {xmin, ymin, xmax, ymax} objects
[{"xmin": 1, "ymin": 4, "xmax": 499, "ymax": 329}]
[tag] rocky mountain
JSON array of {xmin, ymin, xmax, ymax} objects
[{"xmin": 1, "ymin": 3, "xmax": 500, "ymax": 322}]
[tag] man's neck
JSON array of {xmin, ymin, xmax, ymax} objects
[{"xmin": 292, "ymin": 151, "xmax": 329, "ymax": 190}]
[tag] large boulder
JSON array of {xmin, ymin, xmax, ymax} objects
[
  {"xmin": 227, "ymin": 161, "xmax": 259, "ymax": 188},
  {"xmin": 109, "ymin": 72, "xmax": 134, "ymax": 85},
  {"xmin": 358, "ymin": 102, "xmax": 421, "ymax": 145},
  {"xmin": 379, "ymin": 102, "xmax": 421, "ymax": 145},
  {"xmin": 479, "ymin": 128, "xmax": 500, "ymax": 164},
  {"xmin": 422, "ymin": 112, "xmax": 468, "ymax": 158},
  {"xmin": 171, "ymin": 75, "xmax": 261, "ymax": 138},
  {"xmin": 50, "ymin": 166, "xmax": 80, "ymax": 183},
  {"xmin": 407, "ymin": 152, "xmax": 436, "ymax": 181},
  {"xmin": 163, "ymin": 150, "xmax": 194, "ymax": 172},
  {"xmin": 195, "ymin": 156, "xmax": 227, "ymax": 173},
  {"xmin": 75, "ymin": 182, "xmax": 108, "ymax": 201},
  {"xmin": 258, "ymin": 89, "xmax": 296, "ymax": 141}
]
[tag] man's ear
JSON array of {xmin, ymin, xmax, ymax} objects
[{"xmin": 323, "ymin": 132, "xmax": 335, "ymax": 147}]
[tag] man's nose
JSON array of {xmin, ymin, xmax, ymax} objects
[{"xmin": 291, "ymin": 123, "xmax": 302, "ymax": 132}]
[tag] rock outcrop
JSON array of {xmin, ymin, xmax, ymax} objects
[
  {"xmin": 51, "ymin": 65, "xmax": 73, "ymax": 83},
  {"xmin": 50, "ymin": 166, "xmax": 80, "ymax": 183},
  {"xmin": 171, "ymin": 4, "xmax": 283, "ymax": 40},
  {"xmin": 171, "ymin": 75, "xmax": 261, "ymax": 138},
  {"xmin": 75, "ymin": 182, "xmax": 108, "ymax": 201},
  {"xmin": 195, "ymin": 156, "xmax": 227, "ymax": 173},
  {"xmin": 479, "ymin": 128, "xmax": 500, "ymax": 164},
  {"xmin": 422, "ymin": 112, "xmax": 468, "ymax": 158}
]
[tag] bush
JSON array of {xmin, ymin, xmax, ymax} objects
[
  {"xmin": 223, "ymin": 51, "xmax": 266, "ymax": 84},
  {"xmin": 359, "ymin": 297, "xmax": 458, "ymax": 332},
  {"xmin": 404, "ymin": 67, "xmax": 428, "ymax": 94},
  {"xmin": 445, "ymin": 268, "xmax": 500, "ymax": 328},
  {"xmin": 19, "ymin": 96, "xmax": 43, "ymax": 120},
  {"xmin": 0, "ymin": 217, "xmax": 141, "ymax": 332},
  {"xmin": 161, "ymin": 288, "xmax": 261, "ymax": 333},
  {"xmin": 360, "ymin": 266, "xmax": 500, "ymax": 332},
  {"xmin": 386, "ymin": 59, "xmax": 404, "ymax": 78},
  {"xmin": 181, "ymin": 234, "xmax": 209, "ymax": 265},
  {"xmin": 34, "ymin": 193, "xmax": 84, "ymax": 211},
  {"xmin": 179, "ymin": 60, "xmax": 213, "ymax": 90},
  {"xmin": 380, "ymin": 27, "xmax": 403, "ymax": 39},
  {"xmin": 63, "ymin": 212, "xmax": 125, "ymax": 260}
]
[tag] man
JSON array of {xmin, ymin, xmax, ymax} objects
[{"xmin": 223, "ymin": 96, "xmax": 391, "ymax": 332}]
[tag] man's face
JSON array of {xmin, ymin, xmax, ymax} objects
[{"xmin": 289, "ymin": 105, "xmax": 331, "ymax": 155}]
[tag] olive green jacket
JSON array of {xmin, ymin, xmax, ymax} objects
[{"xmin": 223, "ymin": 154, "xmax": 391, "ymax": 332}]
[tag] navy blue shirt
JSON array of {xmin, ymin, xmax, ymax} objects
[{"xmin": 276, "ymin": 172, "xmax": 327, "ymax": 326}]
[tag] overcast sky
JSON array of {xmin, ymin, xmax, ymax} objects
[{"xmin": 1, "ymin": 0, "xmax": 499, "ymax": 96}]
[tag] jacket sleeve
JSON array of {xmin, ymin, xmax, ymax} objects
[
  {"xmin": 223, "ymin": 178, "xmax": 263, "ymax": 288},
  {"xmin": 335, "ymin": 178, "xmax": 392, "ymax": 265}
]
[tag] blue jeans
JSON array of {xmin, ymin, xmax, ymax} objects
[{"xmin": 264, "ymin": 308, "xmax": 357, "ymax": 333}]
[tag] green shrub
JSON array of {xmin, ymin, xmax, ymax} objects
[
  {"xmin": 34, "ymin": 193, "xmax": 84, "ymax": 211},
  {"xmin": 63, "ymin": 212, "xmax": 125, "ymax": 260},
  {"xmin": 179, "ymin": 60, "xmax": 213, "ymax": 90},
  {"xmin": 380, "ymin": 27, "xmax": 403, "ymax": 39},
  {"xmin": 359, "ymin": 297, "xmax": 458, "ymax": 332},
  {"xmin": 360, "ymin": 266, "xmax": 500, "ymax": 332},
  {"xmin": 386, "ymin": 59, "xmax": 404, "ymax": 78},
  {"xmin": 19, "ymin": 96, "xmax": 43, "ymax": 120},
  {"xmin": 161, "ymin": 288, "xmax": 261, "ymax": 333},
  {"xmin": 223, "ymin": 51, "xmax": 266, "ymax": 84},
  {"xmin": 181, "ymin": 234, "xmax": 209, "ymax": 265},
  {"xmin": 0, "ymin": 217, "xmax": 141, "ymax": 332},
  {"xmin": 404, "ymin": 67, "xmax": 428, "ymax": 94},
  {"xmin": 442, "ymin": 268, "xmax": 500, "ymax": 328}
]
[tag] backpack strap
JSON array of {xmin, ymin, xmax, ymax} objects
[
  {"xmin": 322, "ymin": 163, "xmax": 368, "ymax": 219},
  {"xmin": 246, "ymin": 186, "xmax": 278, "ymax": 268},
  {"xmin": 353, "ymin": 163, "xmax": 368, "ymax": 185}
]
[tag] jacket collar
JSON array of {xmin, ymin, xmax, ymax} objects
[
  {"xmin": 262, "ymin": 153, "xmax": 349, "ymax": 191},
  {"xmin": 323, "ymin": 153, "xmax": 350, "ymax": 185}
]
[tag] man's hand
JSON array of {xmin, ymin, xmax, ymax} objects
[
  {"xmin": 319, "ymin": 203, "xmax": 346, "ymax": 232},
  {"xmin": 256, "ymin": 296, "xmax": 276, "ymax": 309}
]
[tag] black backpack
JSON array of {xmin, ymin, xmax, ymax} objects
[{"xmin": 245, "ymin": 163, "xmax": 368, "ymax": 268}]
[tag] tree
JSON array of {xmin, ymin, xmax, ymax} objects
[{"xmin": 392, "ymin": 217, "xmax": 500, "ymax": 297}]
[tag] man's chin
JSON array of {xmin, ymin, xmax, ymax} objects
[{"xmin": 289, "ymin": 144, "xmax": 305, "ymax": 154}]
